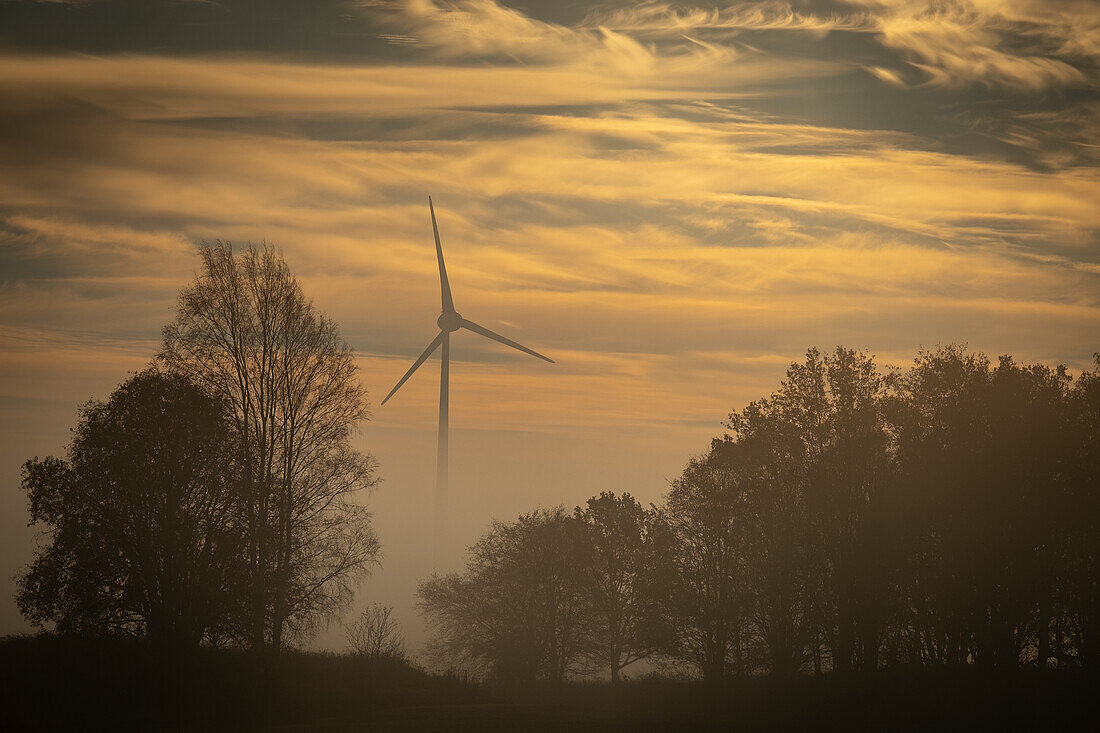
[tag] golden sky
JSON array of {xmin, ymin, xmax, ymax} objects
[{"xmin": 1, "ymin": 0, "xmax": 1098, "ymax": 648}]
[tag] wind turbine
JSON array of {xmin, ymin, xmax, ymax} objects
[{"xmin": 381, "ymin": 197, "xmax": 554, "ymax": 550}]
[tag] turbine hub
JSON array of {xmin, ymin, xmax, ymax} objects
[{"xmin": 437, "ymin": 311, "xmax": 462, "ymax": 333}]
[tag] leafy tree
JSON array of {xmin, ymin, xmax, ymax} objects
[
  {"xmin": 887, "ymin": 346, "xmax": 990, "ymax": 666},
  {"xmin": 160, "ymin": 241, "xmax": 380, "ymax": 649},
  {"xmin": 17, "ymin": 369, "xmax": 241, "ymax": 647},
  {"xmin": 1065, "ymin": 354, "xmax": 1100, "ymax": 667},
  {"xmin": 653, "ymin": 453, "xmax": 752, "ymax": 681},
  {"xmin": 344, "ymin": 603, "xmax": 407, "ymax": 661},
  {"xmin": 890, "ymin": 346, "xmax": 1077, "ymax": 669},
  {"xmin": 718, "ymin": 397, "xmax": 814, "ymax": 678},
  {"xmin": 987, "ymin": 355, "xmax": 1075, "ymax": 668},
  {"xmin": 418, "ymin": 507, "xmax": 592, "ymax": 685},
  {"xmin": 574, "ymin": 491, "xmax": 663, "ymax": 682},
  {"xmin": 771, "ymin": 347, "xmax": 896, "ymax": 673},
  {"xmin": 413, "ymin": 344, "xmax": 1099, "ymax": 681}
]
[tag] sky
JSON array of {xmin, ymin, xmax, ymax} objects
[{"xmin": 1, "ymin": 0, "xmax": 1098, "ymax": 655}]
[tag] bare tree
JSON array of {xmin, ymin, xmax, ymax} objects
[
  {"xmin": 344, "ymin": 603, "xmax": 407, "ymax": 661},
  {"xmin": 160, "ymin": 241, "xmax": 380, "ymax": 650}
]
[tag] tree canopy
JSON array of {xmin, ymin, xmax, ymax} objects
[
  {"xmin": 18, "ymin": 369, "xmax": 240, "ymax": 647},
  {"xmin": 420, "ymin": 346, "xmax": 1100, "ymax": 682},
  {"xmin": 18, "ymin": 242, "xmax": 381, "ymax": 652}
]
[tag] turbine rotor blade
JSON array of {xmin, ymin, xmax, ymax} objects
[
  {"xmin": 459, "ymin": 318, "xmax": 554, "ymax": 363},
  {"xmin": 428, "ymin": 196, "xmax": 455, "ymax": 314},
  {"xmin": 381, "ymin": 331, "xmax": 446, "ymax": 405}
]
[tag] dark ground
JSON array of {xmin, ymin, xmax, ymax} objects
[{"xmin": 1, "ymin": 634, "xmax": 1096, "ymax": 731}]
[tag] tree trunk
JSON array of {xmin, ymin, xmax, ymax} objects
[
  {"xmin": 272, "ymin": 613, "xmax": 283, "ymax": 651},
  {"xmin": 250, "ymin": 575, "xmax": 265, "ymax": 649}
]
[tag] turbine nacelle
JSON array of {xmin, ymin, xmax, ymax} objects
[{"xmin": 437, "ymin": 310, "xmax": 463, "ymax": 333}]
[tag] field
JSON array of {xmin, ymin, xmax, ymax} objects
[{"xmin": 2, "ymin": 634, "xmax": 1097, "ymax": 731}]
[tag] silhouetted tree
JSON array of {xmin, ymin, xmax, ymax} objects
[
  {"xmin": 161, "ymin": 242, "xmax": 380, "ymax": 650},
  {"xmin": 1065, "ymin": 354, "xmax": 1100, "ymax": 667},
  {"xmin": 652, "ymin": 453, "xmax": 752, "ymax": 681},
  {"xmin": 717, "ymin": 397, "xmax": 814, "ymax": 678},
  {"xmin": 987, "ymin": 355, "xmax": 1074, "ymax": 668},
  {"xmin": 777, "ymin": 347, "xmax": 896, "ymax": 674},
  {"xmin": 344, "ymin": 603, "xmax": 407, "ymax": 661},
  {"xmin": 414, "ymin": 344, "xmax": 1099, "ymax": 682},
  {"xmin": 887, "ymin": 346, "xmax": 988, "ymax": 666},
  {"xmin": 17, "ymin": 369, "xmax": 241, "ymax": 647},
  {"xmin": 418, "ymin": 507, "xmax": 592, "ymax": 685},
  {"xmin": 890, "ymin": 346, "xmax": 1077, "ymax": 669},
  {"xmin": 574, "ymin": 491, "xmax": 664, "ymax": 682}
]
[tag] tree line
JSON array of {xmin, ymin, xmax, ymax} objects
[
  {"xmin": 418, "ymin": 346, "xmax": 1100, "ymax": 683},
  {"xmin": 18, "ymin": 243, "xmax": 380, "ymax": 650}
]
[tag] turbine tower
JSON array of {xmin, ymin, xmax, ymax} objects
[{"xmin": 381, "ymin": 197, "xmax": 554, "ymax": 553}]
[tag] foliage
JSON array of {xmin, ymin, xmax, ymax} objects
[
  {"xmin": 651, "ymin": 453, "xmax": 753, "ymax": 680},
  {"xmin": 573, "ymin": 491, "xmax": 665, "ymax": 682},
  {"xmin": 418, "ymin": 507, "xmax": 593, "ymax": 685},
  {"xmin": 420, "ymin": 345, "xmax": 1100, "ymax": 681},
  {"xmin": 17, "ymin": 369, "xmax": 241, "ymax": 646}
]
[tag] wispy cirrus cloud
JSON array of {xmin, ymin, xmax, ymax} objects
[
  {"xmin": 365, "ymin": 0, "xmax": 592, "ymax": 61},
  {"xmin": 413, "ymin": 0, "xmax": 1099, "ymax": 91},
  {"xmin": 859, "ymin": 0, "xmax": 1094, "ymax": 90},
  {"xmin": 578, "ymin": 0, "xmax": 874, "ymax": 36}
]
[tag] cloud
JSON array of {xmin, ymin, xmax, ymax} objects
[
  {"xmin": 843, "ymin": 0, "xmax": 1098, "ymax": 89},
  {"xmin": 546, "ymin": 0, "xmax": 1096, "ymax": 90},
  {"xmin": 579, "ymin": 0, "xmax": 874, "ymax": 36},
  {"xmin": 367, "ymin": 0, "xmax": 590, "ymax": 62},
  {"xmin": 360, "ymin": 0, "xmax": 856, "ymax": 79},
  {"xmin": 0, "ymin": 3, "xmax": 1096, "ymax": 445},
  {"xmin": 364, "ymin": 0, "xmax": 691, "ymax": 76},
  {"xmin": 0, "ymin": 49, "xmax": 836, "ymax": 126},
  {"xmin": 997, "ymin": 100, "xmax": 1100, "ymax": 169}
]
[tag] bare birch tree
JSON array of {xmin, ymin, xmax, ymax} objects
[{"xmin": 160, "ymin": 241, "xmax": 380, "ymax": 650}]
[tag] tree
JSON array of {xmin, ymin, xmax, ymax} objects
[
  {"xmin": 413, "ymin": 343, "xmax": 1099, "ymax": 680},
  {"xmin": 771, "ymin": 347, "xmax": 896, "ymax": 674},
  {"xmin": 17, "ymin": 369, "xmax": 241, "ymax": 647},
  {"xmin": 573, "ymin": 491, "xmax": 663, "ymax": 682},
  {"xmin": 889, "ymin": 346, "xmax": 1076, "ymax": 669},
  {"xmin": 719, "ymin": 397, "xmax": 814, "ymax": 678},
  {"xmin": 653, "ymin": 453, "xmax": 752, "ymax": 681},
  {"xmin": 344, "ymin": 603, "xmax": 407, "ymax": 661},
  {"xmin": 1065, "ymin": 354, "xmax": 1100, "ymax": 667},
  {"xmin": 886, "ymin": 345, "xmax": 989, "ymax": 667},
  {"xmin": 418, "ymin": 507, "xmax": 592, "ymax": 685},
  {"xmin": 160, "ymin": 241, "xmax": 380, "ymax": 650}
]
